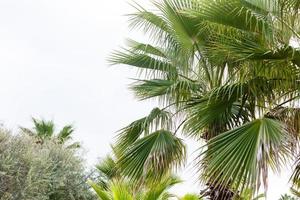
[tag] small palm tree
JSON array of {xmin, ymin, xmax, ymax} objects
[
  {"xmin": 20, "ymin": 118, "xmax": 80, "ymax": 148},
  {"xmin": 93, "ymin": 149, "xmax": 199, "ymax": 200},
  {"xmin": 89, "ymin": 175, "xmax": 181, "ymax": 200}
]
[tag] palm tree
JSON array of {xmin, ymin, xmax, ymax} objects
[
  {"xmin": 92, "ymin": 149, "xmax": 201, "ymax": 200},
  {"xmin": 20, "ymin": 118, "xmax": 80, "ymax": 148},
  {"xmin": 111, "ymin": 0, "xmax": 300, "ymax": 199},
  {"xmin": 89, "ymin": 173, "xmax": 181, "ymax": 200}
]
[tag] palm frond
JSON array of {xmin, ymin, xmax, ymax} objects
[
  {"xmin": 88, "ymin": 180, "xmax": 112, "ymax": 200},
  {"xmin": 115, "ymin": 107, "xmax": 172, "ymax": 154},
  {"xmin": 155, "ymin": 0, "xmax": 195, "ymax": 52},
  {"xmin": 96, "ymin": 155, "xmax": 119, "ymax": 182},
  {"xmin": 118, "ymin": 130, "xmax": 186, "ymax": 180},
  {"xmin": 183, "ymin": 96, "xmax": 251, "ymax": 139},
  {"xmin": 110, "ymin": 181, "xmax": 134, "ymax": 200},
  {"xmin": 186, "ymin": 0, "xmax": 272, "ymax": 35},
  {"xmin": 109, "ymin": 49, "xmax": 177, "ymax": 78},
  {"xmin": 32, "ymin": 118, "xmax": 55, "ymax": 139},
  {"xmin": 266, "ymin": 107, "xmax": 300, "ymax": 142},
  {"xmin": 290, "ymin": 186, "xmax": 300, "ymax": 198},
  {"xmin": 143, "ymin": 175, "xmax": 181, "ymax": 200},
  {"xmin": 128, "ymin": 3, "xmax": 172, "ymax": 43},
  {"xmin": 201, "ymin": 117, "xmax": 292, "ymax": 195},
  {"xmin": 131, "ymin": 78, "xmax": 200, "ymax": 104},
  {"xmin": 126, "ymin": 39, "xmax": 167, "ymax": 58},
  {"xmin": 57, "ymin": 125, "xmax": 74, "ymax": 143}
]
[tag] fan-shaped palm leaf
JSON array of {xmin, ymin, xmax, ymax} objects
[
  {"xmin": 118, "ymin": 130, "xmax": 186, "ymax": 180},
  {"xmin": 201, "ymin": 117, "xmax": 292, "ymax": 193},
  {"xmin": 32, "ymin": 118, "xmax": 55, "ymax": 139},
  {"xmin": 115, "ymin": 107, "xmax": 172, "ymax": 154},
  {"xmin": 89, "ymin": 174, "xmax": 181, "ymax": 200},
  {"xmin": 57, "ymin": 125, "xmax": 74, "ymax": 143},
  {"xmin": 143, "ymin": 175, "xmax": 181, "ymax": 200},
  {"xmin": 131, "ymin": 78, "xmax": 201, "ymax": 103}
]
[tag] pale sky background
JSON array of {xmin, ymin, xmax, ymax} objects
[{"xmin": 0, "ymin": 0, "xmax": 294, "ymax": 199}]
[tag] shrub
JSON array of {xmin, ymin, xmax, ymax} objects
[{"xmin": 0, "ymin": 129, "xmax": 96, "ymax": 200}]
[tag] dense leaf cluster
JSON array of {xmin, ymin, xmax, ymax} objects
[{"xmin": 0, "ymin": 129, "xmax": 96, "ymax": 200}]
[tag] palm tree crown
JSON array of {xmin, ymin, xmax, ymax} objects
[
  {"xmin": 111, "ymin": 0, "xmax": 300, "ymax": 199},
  {"xmin": 20, "ymin": 118, "xmax": 80, "ymax": 148},
  {"xmin": 90, "ymin": 149, "xmax": 202, "ymax": 200}
]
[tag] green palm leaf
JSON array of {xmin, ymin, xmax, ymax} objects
[
  {"xmin": 32, "ymin": 118, "xmax": 55, "ymax": 139},
  {"xmin": 201, "ymin": 117, "xmax": 292, "ymax": 194},
  {"xmin": 290, "ymin": 186, "xmax": 300, "ymax": 198},
  {"xmin": 57, "ymin": 125, "xmax": 74, "ymax": 143},
  {"xmin": 143, "ymin": 175, "xmax": 181, "ymax": 200},
  {"xmin": 183, "ymin": 96, "xmax": 251, "ymax": 139},
  {"xmin": 131, "ymin": 78, "xmax": 200, "ymax": 103},
  {"xmin": 126, "ymin": 39, "xmax": 167, "ymax": 58},
  {"xmin": 128, "ymin": 3, "xmax": 171, "ymax": 41},
  {"xmin": 96, "ymin": 155, "xmax": 118, "ymax": 179},
  {"xmin": 88, "ymin": 180, "xmax": 112, "ymax": 200},
  {"xmin": 118, "ymin": 130, "xmax": 186, "ymax": 180},
  {"xmin": 115, "ymin": 107, "xmax": 172, "ymax": 154},
  {"xmin": 111, "ymin": 181, "xmax": 134, "ymax": 200},
  {"xmin": 109, "ymin": 50, "xmax": 177, "ymax": 74},
  {"xmin": 186, "ymin": 0, "xmax": 272, "ymax": 35}
]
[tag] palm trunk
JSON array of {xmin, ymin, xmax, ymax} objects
[
  {"xmin": 201, "ymin": 131, "xmax": 235, "ymax": 200},
  {"xmin": 201, "ymin": 183, "xmax": 234, "ymax": 200}
]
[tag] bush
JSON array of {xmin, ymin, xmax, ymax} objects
[{"xmin": 0, "ymin": 129, "xmax": 96, "ymax": 200}]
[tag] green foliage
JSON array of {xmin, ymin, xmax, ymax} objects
[
  {"xmin": 20, "ymin": 118, "xmax": 80, "ymax": 148},
  {"xmin": 202, "ymin": 117, "xmax": 291, "ymax": 192},
  {"xmin": 279, "ymin": 194, "xmax": 298, "ymax": 200},
  {"xmin": 233, "ymin": 188, "xmax": 265, "ymax": 200},
  {"xmin": 115, "ymin": 107, "xmax": 172, "ymax": 154},
  {"xmin": 119, "ymin": 129, "xmax": 186, "ymax": 180},
  {"xmin": 89, "ymin": 175, "xmax": 181, "ymax": 200},
  {"xmin": 111, "ymin": 0, "xmax": 300, "ymax": 199},
  {"xmin": 179, "ymin": 193, "xmax": 201, "ymax": 200},
  {"xmin": 0, "ymin": 129, "xmax": 96, "ymax": 200},
  {"xmin": 95, "ymin": 155, "xmax": 120, "ymax": 189},
  {"xmin": 93, "ymin": 147, "xmax": 189, "ymax": 200}
]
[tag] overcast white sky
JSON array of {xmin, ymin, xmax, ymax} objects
[{"xmin": 0, "ymin": 0, "xmax": 293, "ymax": 199}]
